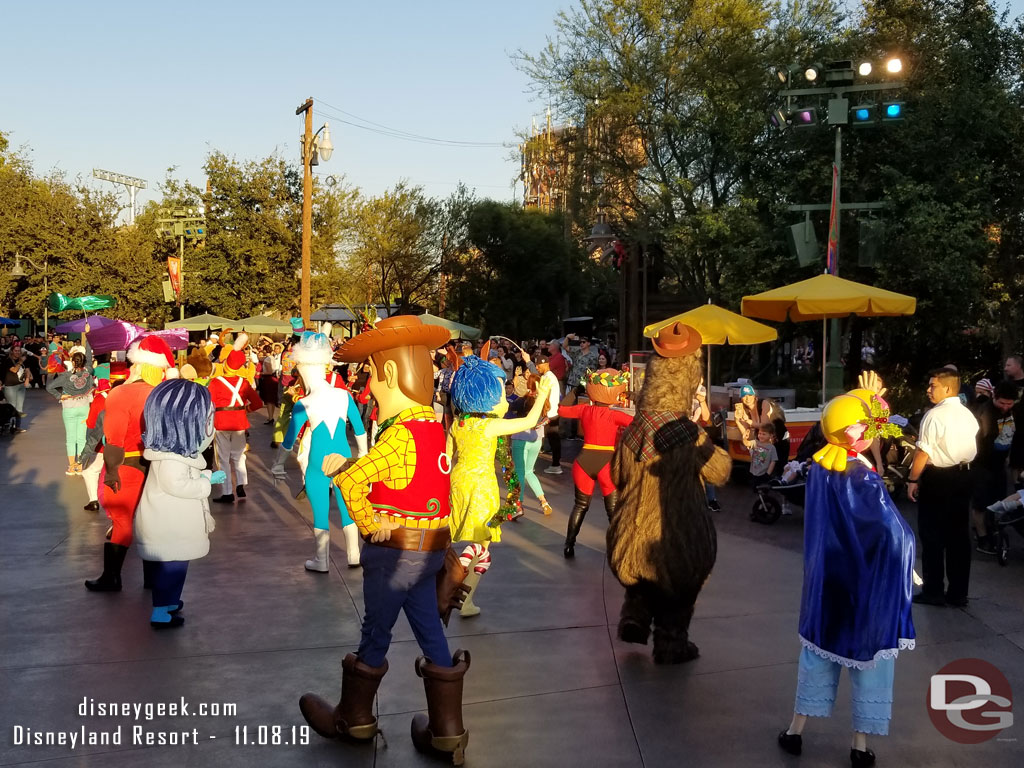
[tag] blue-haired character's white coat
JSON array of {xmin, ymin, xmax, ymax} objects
[{"xmin": 134, "ymin": 379, "xmax": 225, "ymax": 627}]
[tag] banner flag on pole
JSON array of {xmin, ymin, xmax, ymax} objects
[
  {"xmin": 167, "ymin": 256, "xmax": 181, "ymax": 296},
  {"xmin": 826, "ymin": 163, "xmax": 839, "ymax": 275}
]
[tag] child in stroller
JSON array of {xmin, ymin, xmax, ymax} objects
[
  {"xmin": 750, "ymin": 422, "xmax": 825, "ymax": 524},
  {"xmin": 986, "ymin": 493, "xmax": 1024, "ymax": 566}
]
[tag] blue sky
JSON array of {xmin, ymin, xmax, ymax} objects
[{"xmin": 2, "ymin": 0, "xmax": 1022, "ymax": 217}]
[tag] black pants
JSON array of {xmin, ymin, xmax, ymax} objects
[
  {"xmin": 545, "ymin": 419, "xmax": 561, "ymax": 466},
  {"xmin": 918, "ymin": 465, "xmax": 972, "ymax": 602}
]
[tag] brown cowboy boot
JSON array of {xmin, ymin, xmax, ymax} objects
[
  {"xmin": 299, "ymin": 654, "xmax": 387, "ymax": 741},
  {"xmin": 411, "ymin": 649, "xmax": 470, "ymax": 766}
]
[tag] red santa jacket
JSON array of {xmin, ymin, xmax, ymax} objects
[{"xmin": 209, "ymin": 375, "xmax": 263, "ymax": 431}]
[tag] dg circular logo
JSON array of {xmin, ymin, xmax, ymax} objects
[{"xmin": 927, "ymin": 658, "xmax": 1014, "ymax": 743}]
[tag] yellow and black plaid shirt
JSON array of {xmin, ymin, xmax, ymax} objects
[{"xmin": 334, "ymin": 405, "xmax": 447, "ymax": 535}]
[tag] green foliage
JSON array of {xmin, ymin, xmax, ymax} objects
[{"xmin": 518, "ymin": 0, "xmax": 1024, "ymax": 384}]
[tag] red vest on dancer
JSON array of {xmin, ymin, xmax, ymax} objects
[
  {"xmin": 101, "ymin": 380, "xmax": 153, "ymax": 546},
  {"xmin": 368, "ymin": 419, "xmax": 451, "ymax": 523},
  {"xmin": 209, "ymin": 375, "xmax": 262, "ymax": 431}
]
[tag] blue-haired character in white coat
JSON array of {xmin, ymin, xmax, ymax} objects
[{"xmin": 285, "ymin": 329, "xmax": 368, "ymax": 570}]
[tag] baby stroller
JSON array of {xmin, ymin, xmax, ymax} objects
[
  {"xmin": 751, "ymin": 462, "xmax": 808, "ymax": 524},
  {"xmin": 0, "ymin": 401, "xmax": 16, "ymax": 436},
  {"xmin": 994, "ymin": 506, "xmax": 1024, "ymax": 567}
]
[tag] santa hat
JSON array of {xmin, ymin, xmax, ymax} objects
[
  {"xmin": 224, "ymin": 332, "xmax": 248, "ymax": 371},
  {"xmin": 128, "ymin": 335, "xmax": 174, "ymax": 369}
]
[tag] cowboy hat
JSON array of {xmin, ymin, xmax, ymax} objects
[
  {"xmin": 650, "ymin": 322, "xmax": 702, "ymax": 358},
  {"xmin": 335, "ymin": 315, "xmax": 451, "ymax": 363}
]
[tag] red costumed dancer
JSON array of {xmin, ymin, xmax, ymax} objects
[
  {"xmin": 560, "ymin": 368, "xmax": 633, "ymax": 558},
  {"xmin": 85, "ymin": 335, "xmax": 175, "ymax": 592}
]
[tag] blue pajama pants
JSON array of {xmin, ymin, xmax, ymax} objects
[
  {"xmin": 794, "ymin": 647, "xmax": 895, "ymax": 735},
  {"xmin": 357, "ymin": 545, "xmax": 451, "ymax": 668}
]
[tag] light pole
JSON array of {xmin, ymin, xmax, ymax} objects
[
  {"xmin": 10, "ymin": 252, "xmax": 49, "ymax": 334},
  {"xmin": 295, "ymin": 98, "xmax": 334, "ymax": 326},
  {"xmin": 772, "ymin": 57, "xmax": 905, "ymax": 398},
  {"xmin": 155, "ymin": 208, "xmax": 206, "ymax": 321}
]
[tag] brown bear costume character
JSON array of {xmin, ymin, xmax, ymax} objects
[{"xmin": 608, "ymin": 322, "xmax": 732, "ymax": 663}]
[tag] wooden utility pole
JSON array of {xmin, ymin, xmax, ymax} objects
[{"xmin": 296, "ymin": 97, "xmax": 314, "ymax": 325}]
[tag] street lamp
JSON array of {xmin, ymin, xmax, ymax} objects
[
  {"xmin": 295, "ymin": 98, "xmax": 333, "ymax": 325},
  {"xmin": 10, "ymin": 252, "xmax": 49, "ymax": 334}
]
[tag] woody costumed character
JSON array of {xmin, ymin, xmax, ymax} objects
[
  {"xmin": 559, "ymin": 368, "xmax": 634, "ymax": 558},
  {"xmin": 300, "ymin": 315, "xmax": 472, "ymax": 766},
  {"xmin": 209, "ymin": 333, "xmax": 263, "ymax": 503},
  {"xmin": 85, "ymin": 335, "xmax": 176, "ymax": 592}
]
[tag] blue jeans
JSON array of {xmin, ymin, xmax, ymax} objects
[
  {"xmin": 3, "ymin": 384, "xmax": 25, "ymax": 428},
  {"xmin": 794, "ymin": 647, "xmax": 895, "ymax": 735},
  {"xmin": 358, "ymin": 544, "xmax": 451, "ymax": 668}
]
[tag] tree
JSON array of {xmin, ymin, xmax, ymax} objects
[
  {"xmin": 452, "ymin": 201, "xmax": 577, "ymax": 339},
  {"xmin": 346, "ymin": 182, "xmax": 443, "ymax": 313}
]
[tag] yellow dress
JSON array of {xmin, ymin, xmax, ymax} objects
[{"xmin": 448, "ymin": 416, "xmax": 502, "ymax": 544}]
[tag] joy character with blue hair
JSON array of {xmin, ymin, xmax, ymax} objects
[
  {"xmin": 134, "ymin": 379, "xmax": 225, "ymax": 628},
  {"xmin": 448, "ymin": 355, "xmax": 551, "ymax": 617},
  {"xmin": 284, "ymin": 329, "xmax": 368, "ymax": 570}
]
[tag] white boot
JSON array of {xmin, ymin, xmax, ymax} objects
[
  {"xmin": 305, "ymin": 528, "xmax": 330, "ymax": 573},
  {"xmin": 343, "ymin": 523, "xmax": 361, "ymax": 568},
  {"xmin": 459, "ymin": 572, "xmax": 482, "ymax": 618}
]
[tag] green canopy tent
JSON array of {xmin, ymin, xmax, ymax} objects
[
  {"xmin": 165, "ymin": 312, "xmax": 236, "ymax": 331},
  {"xmin": 419, "ymin": 312, "xmax": 481, "ymax": 341},
  {"xmin": 234, "ymin": 316, "xmax": 293, "ymax": 334}
]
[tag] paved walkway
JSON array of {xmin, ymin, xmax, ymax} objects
[{"xmin": 1, "ymin": 387, "xmax": 1022, "ymax": 767}]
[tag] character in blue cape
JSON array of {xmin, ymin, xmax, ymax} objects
[{"xmin": 778, "ymin": 372, "xmax": 915, "ymax": 768}]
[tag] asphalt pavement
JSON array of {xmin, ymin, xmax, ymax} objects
[{"xmin": 1, "ymin": 387, "xmax": 1023, "ymax": 767}]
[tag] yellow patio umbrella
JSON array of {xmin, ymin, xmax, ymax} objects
[
  {"xmin": 742, "ymin": 273, "xmax": 916, "ymax": 400},
  {"xmin": 644, "ymin": 302, "xmax": 778, "ymax": 389},
  {"xmin": 740, "ymin": 273, "xmax": 916, "ymax": 322},
  {"xmin": 644, "ymin": 303, "xmax": 778, "ymax": 345}
]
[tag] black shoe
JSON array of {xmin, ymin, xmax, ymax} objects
[
  {"xmin": 777, "ymin": 730, "xmax": 802, "ymax": 756},
  {"xmin": 945, "ymin": 594, "xmax": 969, "ymax": 607},
  {"xmin": 850, "ymin": 747, "xmax": 875, "ymax": 767},
  {"xmin": 264, "ymin": 419, "xmax": 273, "ymax": 425},
  {"xmin": 976, "ymin": 535, "xmax": 997, "ymax": 555},
  {"xmin": 212, "ymin": 494, "xmax": 235, "ymax": 504},
  {"xmin": 563, "ymin": 542, "xmax": 575, "ymax": 559},
  {"xmin": 236, "ymin": 485, "xmax": 246, "ymax": 501},
  {"xmin": 270, "ymin": 441, "xmax": 280, "ymax": 449},
  {"xmin": 708, "ymin": 500, "xmax": 722, "ymax": 513},
  {"xmin": 83, "ymin": 501, "xmax": 99, "ymax": 512},
  {"xmin": 912, "ymin": 592, "xmax": 945, "ymax": 606},
  {"xmin": 151, "ymin": 615, "xmax": 185, "ymax": 629}
]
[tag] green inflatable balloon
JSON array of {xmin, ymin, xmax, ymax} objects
[{"xmin": 47, "ymin": 293, "xmax": 118, "ymax": 313}]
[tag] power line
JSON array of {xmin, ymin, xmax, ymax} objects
[{"xmin": 311, "ymin": 98, "xmax": 508, "ymax": 148}]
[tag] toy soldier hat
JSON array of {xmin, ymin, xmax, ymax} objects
[
  {"xmin": 335, "ymin": 315, "xmax": 451, "ymax": 363},
  {"xmin": 650, "ymin": 322, "xmax": 702, "ymax": 358}
]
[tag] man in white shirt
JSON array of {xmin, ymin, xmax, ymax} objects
[{"xmin": 908, "ymin": 367, "xmax": 979, "ymax": 606}]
